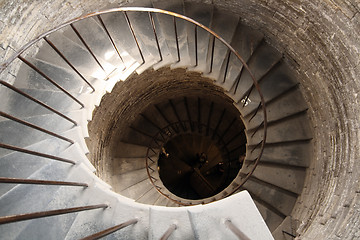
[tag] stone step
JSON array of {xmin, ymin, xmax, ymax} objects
[
  {"xmin": 13, "ymin": 57, "xmax": 96, "ymax": 94},
  {"xmin": 202, "ymin": 8, "xmax": 239, "ymax": 80}
]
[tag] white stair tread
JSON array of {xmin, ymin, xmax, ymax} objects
[{"xmin": 188, "ymin": 191, "xmax": 273, "ymax": 240}]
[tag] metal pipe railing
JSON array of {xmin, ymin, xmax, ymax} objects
[
  {"xmin": 97, "ymin": 15, "xmax": 126, "ymax": 69},
  {"xmin": 80, "ymin": 219, "xmax": 138, "ymax": 240},
  {"xmin": 160, "ymin": 224, "xmax": 177, "ymax": 240},
  {"xmin": 149, "ymin": 12, "xmax": 163, "ymax": 62},
  {"xmin": 0, "ymin": 143, "xmax": 75, "ymax": 164},
  {"xmin": 0, "ymin": 80, "xmax": 78, "ymax": 125},
  {"xmin": 70, "ymin": 23, "xmax": 105, "ymax": 72},
  {"xmin": 0, "ymin": 204, "xmax": 108, "ymax": 224},
  {"xmin": 0, "ymin": 177, "xmax": 88, "ymax": 187},
  {"xmin": 225, "ymin": 219, "xmax": 251, "ymax": 240},
  {"xmin": 43, "ymin": 37, "xmax": 96, "ymax": 92},
  {"xmin": 123, "ymin": 12, "xmax": 145, "ymax": 64},
  {"xmin": 18, "ymin": 56, "xmax": 85, "ymax": 108},
  {"xmin": 0, "ymin": 111, "xmax": 74, "ymax": 144}
]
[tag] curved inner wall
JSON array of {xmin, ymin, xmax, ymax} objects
[
  {"xmin": 86, "ymin": 67, "xmax": 242, "ymax": 189},
  {"xmin": 0, "ymin": 0, "xmax": 359, "ymax": 239}
]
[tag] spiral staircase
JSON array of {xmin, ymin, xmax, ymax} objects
[{"xmin": 0, "ymin": 1, "xmax": 313, "ymax": 239}]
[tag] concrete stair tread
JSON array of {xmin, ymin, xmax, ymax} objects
[
  {"xmin": 0, "ymin": 108, "xmax": 84, "ymax": 134},
  {"xmin": 112, "ymin": 156, "xmax": 156, "ymax": 175},
  {"xmin": 0, "ymin": 139, "xmax": 85, "ymax": 197},
  {"xmin": 70, "ymin": 17, "xmax": 125, "ymax": 72},
  {"xmin": 202, "ymin": 9, "xmax": 239, "ymax": 80},
  {"xmin": 184, "ymin": 2, "xmax": 214, "ymax": 70},
  {"xmin": 0, "ymin": 149, "xmax": 93, "ymax": 221},
  {"xmin": 112, "ymin": 168, "xmax": 149, "ymax": 193},
  {"xmin": 153, "ymin": 194, "xmax": 169, "ymax": 206},
  {"xmin": 247, "ymin": 113, "xmax": 313, "ymax": 144},
  {"xmin": 65, "ymin": 109, "xmax": 89, "ymax": 137},
  {"xmin": 247, "ymin": 141, "xmax": 311, "ymax": 168},
  {"xmin": 188, "ymin": 191, "xmax": 273, "ymax": 239},
  {"xmin": 136, "ymin": 186, "xmax": 163, "ymax": 204},
  {"xmin": 0, "ymin": 132, "xmax": 72, "ymax": 161},
  {"xmin": 120, "ymin": 178, "xmax": 153, "ymax": 200},
  {"xmin": 229, "ymin": 42, "xmax": 283, "ymax": 103},
  {"xmin": 166, "ymin": 199, "xmax": 179, "ymax": 207},
  {"xmin": 0, "ymin": 111, "xmax": 74, "ymax": 134},
  {"xmin": 272, "ymin": 216, "xmax": 299, "ymax": 240},
  {"xmin": 243, "ymin": 177, "xmax": 298, "ymax": 217},
  {"xmin": 149, "ymin": 10, "xmax": 179, "ymax": 70},
  {"xmin": 58, "ymin": 20, "xmax": 122, "ymax": 74},
  {"xmin": 254, "ymin": 199, "xmax": 284, "ymax": 233},
  {"xmin": 168, "ymin": 17, "xmax": 193, "ymax": 69},
  {"xmin": 0, "ymin": 115, "xmax": 72, "ymax": 152},
  {"xmin": 220, "ymin": 23, "xmax": 264, "ymax": 92},
  {"xmin": 13, "ymin": 57, "xmax": 95, "ymax": 94},
  {"xmin": 46, "ymin": 30, "xmax": 108, "ymax": 80},
  {"xmin": 62, "ymin": 126, "xmax": 89, "ymax": 155},
  {"xmin": 114, "ymin": 141, "xmax": 157, "ymax": 158},
  {"xmin": 0, "ymin": 160, "xmax": 75, "ymax": 217},
  {"xmin": 235, "ymin": 62, "xmax": 299, "ymax": 117},
  {"xmin": 0, "ymin": 85, "xmax": 78, "ymax": 121},
  {"xmin": 242, "ymin": 85, "xmax": 308, "ymax": 129},
  {"xmin": 122, "ymin": 126, "xmax": 164, "ymax": 148},
  {"xmin": 241, "ymin": 163, "xmax": 306, "ymax": 195},
  {"xmin": 152, "ymin": 0, "xmax": 191, "ymax": 67},
  {"xmin": 60, "ymin": 143, "xmax": 96, "ymax": 173},
  {"xmin": 64, "ymin": 186, "xmax": 149, "ymax": 240},
  {"xmin": 98, "ymin": 11, "xmax": 146, "ymax": 66},
  {"xmin": 124, "ymin": 11, "xmax": 162, "ymax": 66},
  {"xmin": 16, "ymin": 209, "xmax": 78, "ymax": 240},
  {"xmin": 135, "ymin": 58, "xmax": 160, "ymax": 75},
  {"xmin": 17, "ymin": 88, "xmax": 83, "ymax": 112},
  {"xmin": 141, "ymin": 104, "xmax": 179, "ymax": 135},
  {"xmin": 148, "ymin": 206, "xmax": 195, "ymax": 239}
]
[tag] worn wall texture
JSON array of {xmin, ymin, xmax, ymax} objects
[{"xmin": 0, "ymin": 0, "xmax": 359, "ymax": 239}]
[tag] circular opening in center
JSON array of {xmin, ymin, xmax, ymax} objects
[{"xmin": 158, "ymin": 130, "xmax": 246, "ymax": 200}]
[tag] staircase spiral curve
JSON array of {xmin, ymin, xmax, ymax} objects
[{"xmin": 0, "ymin": 2, "xmax": 312, "ymax": 239}]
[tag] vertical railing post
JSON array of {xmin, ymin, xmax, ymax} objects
[
  {"xmin": 160, "ymin": 224, "xmax": 177, "ymax": 240},
  {"xmin": 225, "ymin": 219, "xmax": 251, "ymax": 240}
]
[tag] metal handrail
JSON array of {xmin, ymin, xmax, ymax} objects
[
  {"xmin": 225, "ymin": 219, "xmax": 251, "ymax": 240},
  {"xmin": 160, "ymin": 224, "xmax": 177, "ymax": 240},
  {"xmin": 0, "ymin": 177, "xmax": 88, "ymax": 187},
  {"xmin": 0, "ymin": 204, "xmax": 108, "ymax": 224},
  {"xmin": 0, "ymin": 143, "xmax": 76, "ymax": 164},
  {"xmin": 80, "ymin": 219, "xmax": 138, "ymax": 240}
]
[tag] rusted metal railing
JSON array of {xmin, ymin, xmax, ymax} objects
[
  {"xmin": 0, "ymin": 204, "xmax": 108, "ymax": 224},
  {"xmin": 225, "ymin": 219, "xmax": 251, "ymax": 240},
  {"xmin": 0, "ymin": 177, "xmax": 88, "ymax": 187},
  {"xmin": 0, "ymin": 111, "xmax": 74, "ymax": 144},
  {"xmin": 0, "ymin": 143, "xmax": 75, "ymax": 164},
  {"xmin": 160, "ymin": 224, "xmax": 177, "ymax": 240},
  {"xmin": 80, "ymin": 219, "xmax": 138, "ymax": 240}
]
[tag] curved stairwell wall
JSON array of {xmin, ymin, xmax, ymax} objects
[
  {"xmin": 0, "ymin": 0, "xmax": 359, "ymax": 239},
  {"xmin": 87, "ymin": 67, "xmax": 249, "ymax": 206}
]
